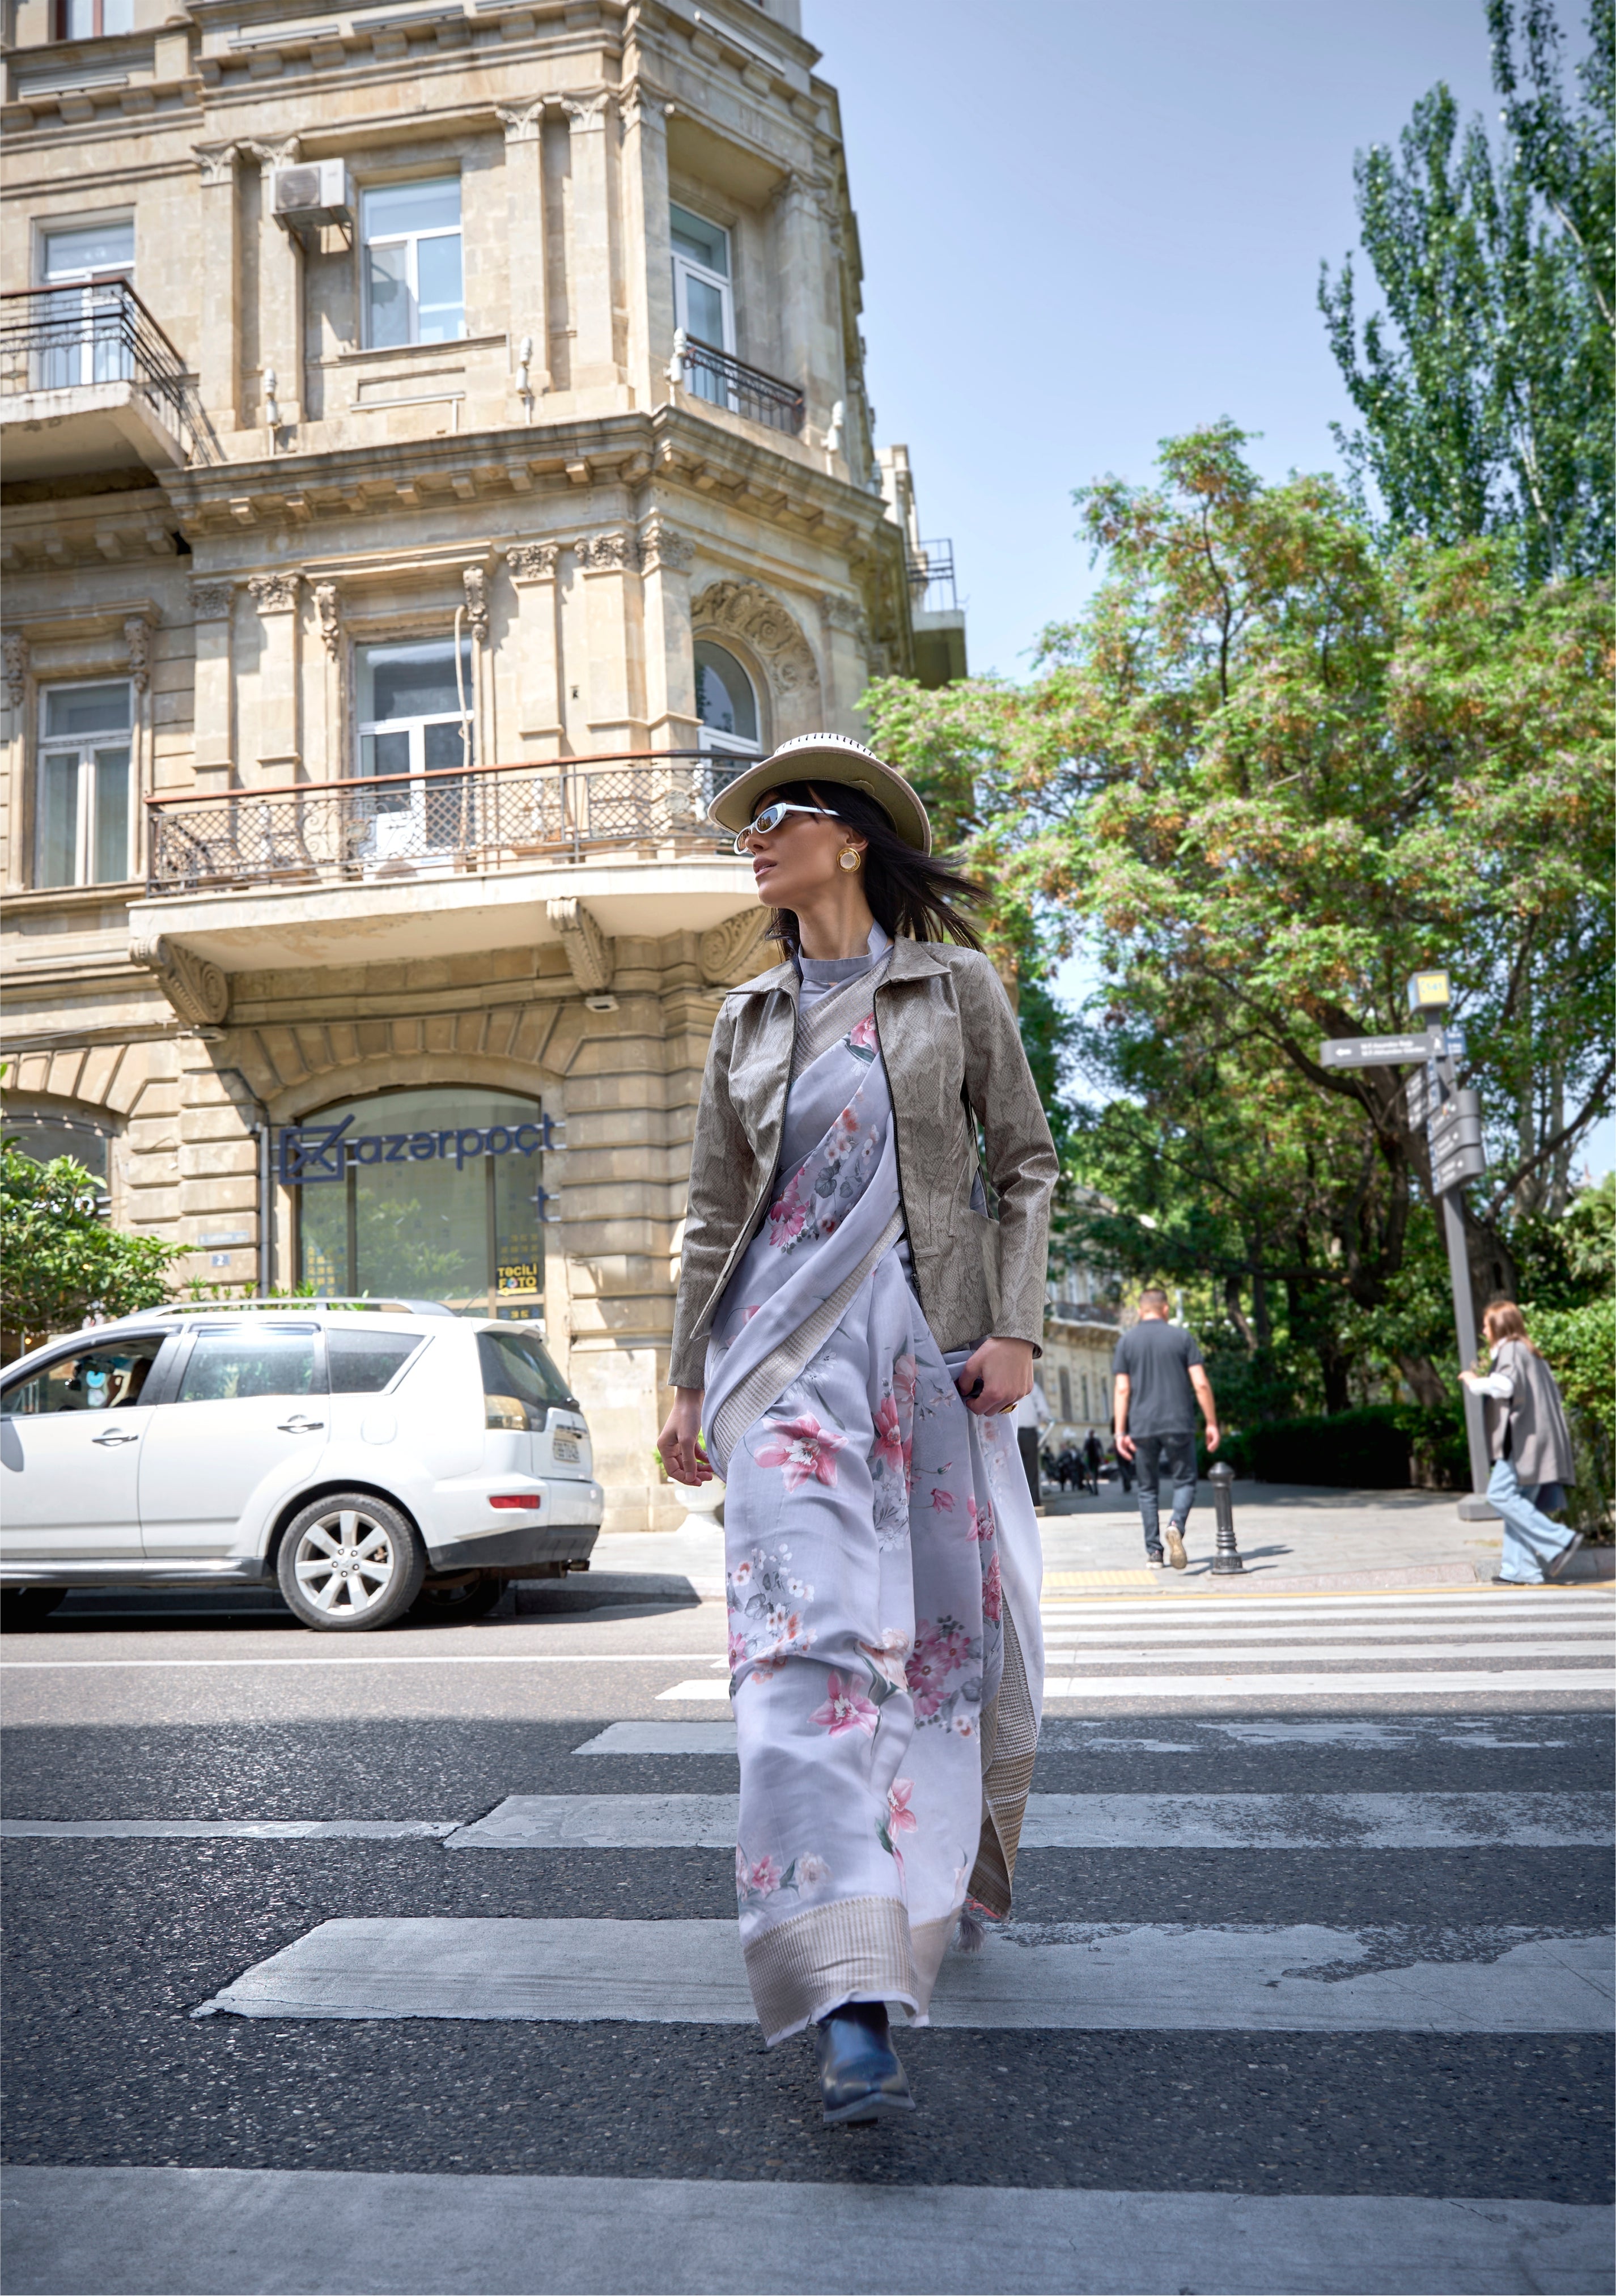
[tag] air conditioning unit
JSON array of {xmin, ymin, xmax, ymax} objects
[{"xmin": 272, "ymin": 160, "xmax": 354, "ymax": 228}]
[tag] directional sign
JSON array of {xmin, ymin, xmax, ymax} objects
[
  {"xmin": 1432, "ymin": 1139, "xmax": 1487, "ymax": 1194},
  {"xmin": 1319, "ymin": 1030, "xmax": 1443, "ymax": 1068}
]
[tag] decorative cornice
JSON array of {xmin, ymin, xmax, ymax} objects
[
  {"xmin": 129, "ymin": 932, "xmax": 230, "ymax": 1026},
  {"xmin": 546, "ymin": 896, "xmax": 613, "ymax": 996},
  {"xmin": 700, "ymin": 909, "xmax": 771, "ymax": 987},
  {"xmin": 2, "ymin": 632, "xmax": 29, "ymax": 709},
  {"xmin": 247, "ymin": 572, "xmax": 300, "ymax": 613},
  {"xmin": 124, "ymin": 614, "xmax": 154, "ymax": 694},
  {"xmin": 504, "ymin": 541, "xmax": 562, "ymax": 582}
]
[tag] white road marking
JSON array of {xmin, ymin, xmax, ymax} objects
[
  {"xmin": 1036, "ymin": 1640, "xmax": 1612, "ymax": 1663},
  {"xmin": 1040, "ymin": 1594, "xmax": 1613, "ymax": 1618},
  {"xmin": 0, "ymin": 1819, "xmax": 458, "ymax": 1842},
  {"xmin": 574, "ymin": 1717, "xmax": 1581, "ymax": 1756},
  {"xmin": 192, "ymin": 1916, "xmax": 1616, "ymax": 2033},
  {"xmin": 1044, "ymin": 1623, "xmax": 1613, "ymax": 1645},
  {"xmin": 1041, "ymin": 1670, "xmax": 1616, "ymax": 1699},
  {"xmin": 0, "ymin": 1653, "xmax": 722, "ymax": 1672},
  {"xmin": 443, "ymin": 1790, "xmax": 1611, "ymax": 1852},
  {"xmin": 574, "ymin": 1722, "xmax": 737, "ymax": 1755},
  {"xmin": 5, "ymin": 2167, "xmax": 1609, "ymax": 2296},
  {"xmin": 656, "ymin": 1680, "xmax": 731, "ymax": 1700}
]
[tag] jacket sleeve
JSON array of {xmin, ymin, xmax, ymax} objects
[
  {"xmin": 668, "ymin": 1000, "xmax": 750, "ymax": 1390},
  {"xmin": 956, "ymin": 953, "xmax": 1060, "ymax": 1349}
]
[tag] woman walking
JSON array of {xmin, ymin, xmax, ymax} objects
[
  {"xmin": 659, "ymin": 733, "xmax": 1057, "ymax": 2123},
  {"xmin": 1460, "ymin": 1301, "xmax": 1584, "ymax": 1586}
]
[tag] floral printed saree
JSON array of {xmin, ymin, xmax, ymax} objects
[{"xmin": 702, "ymin": 926, "xmax": 1045, "ymax": 2046}]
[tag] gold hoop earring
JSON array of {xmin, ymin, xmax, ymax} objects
[{"xmin": 838, "ymin": 848, "xmax": 862, "ymax": 872}]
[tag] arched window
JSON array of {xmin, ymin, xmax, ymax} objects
[
  {"xmin": 4, "ymin": 1105, "xmax": 112, "ymax": 1194},
  {"xmin": 694, "ymin": 640, "xmax": 760, "ymax": 757}
]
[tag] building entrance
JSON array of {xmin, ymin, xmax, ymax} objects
[{"xmin": 292, "ymin": 1086, "xmax": 546, "ymax": 1317}]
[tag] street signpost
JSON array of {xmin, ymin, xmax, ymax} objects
[{"xmin": 1318, "ymin": 970, "xmax": 1495, "ymax": 1518}]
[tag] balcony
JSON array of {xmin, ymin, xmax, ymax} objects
[
  {"xmin": 0, "ymin": 281, "xmax": 216, "ymax": 480},
  {"xmin": 134, "ymin": 752, "xmax": 757, "ymax": 975},
  {"xmin": 670, "ymin": 334, "xmax": 804, "ymax": 435},
  {"xmin": 906, "ymin": 536, "xmax": 966, "ymax": 688}
]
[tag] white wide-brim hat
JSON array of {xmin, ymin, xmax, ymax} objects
[{"xmin": 706, "ymin": 733, "xmax": 932, "ymax": 855}]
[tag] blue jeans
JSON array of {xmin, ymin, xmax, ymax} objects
[
  {"xmin": 1488, "ymin": 1456, "xmax": 1574, "ymax": 1584},
  {"xmin": 1133, "ymin": 1431, "xmax": 1198, "ymax": 1555}
]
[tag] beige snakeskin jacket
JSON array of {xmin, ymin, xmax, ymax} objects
[{"xmin": 668, "ymin": 935, "xmax": 1059, "ymax": 1390}]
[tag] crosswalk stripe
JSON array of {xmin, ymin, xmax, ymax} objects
[
  {"xmin": 6, "ymin": 2166, "xmax": 1609, "ymax": 2296},
  {"xmin": 192, "ymin": 1915, "xmax": 1614, "ymax": 2033},
  {"xmin": 575, "ymin": 1721, "xmax": 737, "ymax": 1754},
  {"xmin": 573, "ymin": 1716, "xmax": 1587, "ymax": 1755},
  {"xmin": 1035, "ymin": 1639, "xmax": 1610, "ymax": 1660},
  {"xmin": 661, "ymin": 1667, "xmax": 1614, "ymax": 1701},
  {"xmin": 1039, "ymin": 1592, "xmax": 1613, "ymax": 1618},
  {"xmin": 0, "ymin": 1819, "xmax": 457, "ymax": 1842},
  {"xmin": 1043, "ymin": 1623, "xmax": 1612, "ymax": 1644},
  {"xmin": 441, "ymin": 1790, "xmax": 1610, "ymax": 1851}
]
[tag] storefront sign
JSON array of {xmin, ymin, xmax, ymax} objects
[{"xmin": 277, "ymin": 1111, "xmax": 560, "ymax": 1187}]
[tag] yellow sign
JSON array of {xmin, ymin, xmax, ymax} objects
[
  {"xmin": 1407, "ymin": 970, "xmax": 1451, "ymax": 1012},
  {"xmin": 497, "ymin": 1260, "xmax": 540, "ymax": 1293}
]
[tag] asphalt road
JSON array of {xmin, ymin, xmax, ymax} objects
[{"xmin": 2, "ymin": 1576, "xmax": 1611, "ymax": 2294}]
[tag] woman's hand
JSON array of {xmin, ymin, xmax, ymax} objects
[
  {"xmin": 657, "ymin": 1387, "xmax": 712, "ymax": 1486},
  {"xmin": 956, "ymin": 1336, "xmax": 1035, "ymax": 1418}
]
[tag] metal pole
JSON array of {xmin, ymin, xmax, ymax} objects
[
  {"xmin": 257, "ymin": 1123, "xmax": 273, "ymax": 1298},
  {"xmin": 1208, "ymin": 1462, "xmax": 1244, "ymax": 1573},
  {"xmin": 1440, "ymin": 1186, "xmax": 1495, "ymax": 1516}
]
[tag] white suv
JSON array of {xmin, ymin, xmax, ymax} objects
[{"xmin": 0, "ymin": 1301, "xmax": 603, "ymax": 1632}]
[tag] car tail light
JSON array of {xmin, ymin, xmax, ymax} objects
[{"xmin": 488, "ymin": 1493, "xmax": 541, "ymax": 1510}]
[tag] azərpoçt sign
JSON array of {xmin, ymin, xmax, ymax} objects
[{"xmin": 277, "ymin": 1111, "xmax": 562, "ymax": 1187}]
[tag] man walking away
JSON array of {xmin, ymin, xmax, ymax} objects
[
  {"xmin": 1083, "ymin": 1428, "xmax": 1104, "ymax": 1495},
  {"xmin": 1113, "ymin": 1291, "xmax": 1220, "ymax": 1570}
]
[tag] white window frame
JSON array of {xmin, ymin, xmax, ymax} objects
[
  {"xmin": 38, "ymin": 215, "xmax": 134, "ymax": 391},
  {"xmin": 351, "ymin": 638, "xmax": 473, "ymax": 861},
  {"xmin": 671, "ymin": 208, "xmax": 735, "ymax": 357},
  {"xmin": 359, "ymin": 179, "xmax": 465, "ymax": 350},
  {"xmin": 693, "ymin": 639, "xmax": 761, "ymax": 761},
  {"xmin": 35, "ymin": 679, "xmax": 135, "ymax": 889}
]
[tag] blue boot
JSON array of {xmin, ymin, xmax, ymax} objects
[{"xmin": 812, "ymin": 2000, "xmax": 915, "ymax": 2125}]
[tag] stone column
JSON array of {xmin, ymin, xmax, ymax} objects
[
  {"xmin": 247, "ymin": 573, "xmax": 302, "ymax": 781},
  {"xmin": 619, "ymin": 82, "xmax": 673, "ymax": 406},
  {"xmin": 639, "ymin": 516, "xmax": 698, "ymax": 752},
  {"xmin": 496, "ymin": 100, "xmax": 551, "ymax": 402},
  {"xmin": 575, "ymin": 532, "xmax": 644, "ymax": 753},
  {"xmin": 312, "ymin": 581, "xmax": 343, "ymax": 778},
  {"xmin": 4, "ymin": 634, "xmax": 30, "ymax": 889},
  {"xmin": 559, "ymin": 95, "xmax": 619, "ymax": 393},
  {"xmin": 124, "ymin": 615, "xmax": 154, "ymax": 880},
  {"xmin": 192, "ymin": 144, "xmax": 241, "ymax": 435},
  {"xmin": 250, "ymin": 138, "xmax": 303, "ymax": 430},
  {"xmin": 503, "ymin": 543, "xmax": 564, "ymax": 756},
  {"xmin": 771, "ymin": 168, "xmax": 828, "ymax": 427},
  {"xmin": 190, "ymin": 582, "xmax": 236, "ymax": 789}
]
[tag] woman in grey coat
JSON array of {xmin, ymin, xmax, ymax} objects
[{"xmin": 1460, "ymin": 1301, "xmax": 1583, "ymax": 1586}]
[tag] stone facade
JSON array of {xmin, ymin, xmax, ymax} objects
[{"xmin": 0, "ymin": 0, "xmax": 947, "ymax": 1530}]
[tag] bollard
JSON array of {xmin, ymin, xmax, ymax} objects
[{"xmin": 1208, "ymin": 1461, "xmax": 1244, "ymax": 1573}]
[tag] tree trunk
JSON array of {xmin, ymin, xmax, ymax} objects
[{"xmin": 1396, "ymin": 1351, "xmax": 1449, "ymax": 1408}]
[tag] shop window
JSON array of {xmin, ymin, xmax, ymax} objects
[
  {"xmin": 54, "ymin": 0, "xmax": 133, "ymax": 37},
  {"xmin": 293, "ymin": 1085, "xmax": 547, "ymax": 1318},
  {"xmin": 361, "ymin": 179, "xmax": 465, "ymax": 348},
  {"xmin": 352, "ymin": 638, "xmax": 474, "ymax": 861},
  {"xmin": 694, "ymin": 640, "xmax": 760, "ymax": 758},
  {"xmin": 36, "ymin": 681, "xmax": 133, "ymax": 888}
]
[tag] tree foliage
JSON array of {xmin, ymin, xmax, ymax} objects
[
  {"xmin": 1, "ymin": 1145, "xmax": 189, "ymax": 1347},
  {"xmin": 1319, "ymin": 0, "xmax": 1613, "ymax": 581}
]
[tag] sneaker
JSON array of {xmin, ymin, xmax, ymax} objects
[
  {"xmin": 1145, "ymin": 1550, "xmax": 1165, "ymax": 1569},
  {"xmin": 1164, "ymin": 1523, "xmax": 1188, "ymax": 1571},
  {"xmin": 1544, "ymin": 1531, "xmax": 1585, "ymax": 1583}
]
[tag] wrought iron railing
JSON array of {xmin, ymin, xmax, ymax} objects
[
  {"xmin": 907, "ymin": 538, "xmax": 958, "ymax": 614},
  {"xmin": 0, "ymin": 280, "xmax": 218, "ymax": 466},
  {"xmin": 673, "ymin": 333, "xmax": 804, "ymax": 435},
  {"xmin": 145, "ymin": 752, "xmax": 750, "ymax": 896}
]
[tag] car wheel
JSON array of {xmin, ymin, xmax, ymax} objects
[
  {"xmin": 0, "ymin": 1588, "xmax": 66, "ymax": 1631},
  {"xmin": 275, "ymin": 1493, "xmax": 426, "ymax": 1632},
  {"xmin": 408, "ymin": 1574, "xmax": 506, "ymax": 1624}
]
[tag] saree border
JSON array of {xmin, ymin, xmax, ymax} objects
[{"xmin": 744, "ymin": 1891, "xmax": 919, "ymax": 2047}]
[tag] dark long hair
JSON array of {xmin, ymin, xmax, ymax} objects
[{"xmin": 761, "ymin": 779, "xmax": 987, "ymax": 953}]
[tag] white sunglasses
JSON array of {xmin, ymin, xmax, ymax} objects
[{"xmin": 732, "ymin": 800, "xmax": 841, "ymax": 855}]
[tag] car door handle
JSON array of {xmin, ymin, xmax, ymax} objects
[
  {"xmin": 91, "ymin": 1428, "xmax": 139, "ymax": 1445},
  {"xmin": 277, "ymin": 1415, "xmax": 325, "ymax": 1433}
]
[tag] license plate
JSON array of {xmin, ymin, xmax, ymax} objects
[{"xmin": 552, "ymin": 1436, "xmax": 580, "ymax": 1463}]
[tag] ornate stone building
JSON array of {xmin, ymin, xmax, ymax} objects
[{"xmin": 0, "ymin": 0, "xmax": 958, "ymax": 1526}]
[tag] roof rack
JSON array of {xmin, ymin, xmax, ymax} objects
[{"xmin": 144, "ymin": 1297, "xmax": 457, "ymax": 1317}]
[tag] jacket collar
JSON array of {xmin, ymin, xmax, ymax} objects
[{"xmin": 731, "ymin": 934, "xmax": 951, "ymax": 1000}]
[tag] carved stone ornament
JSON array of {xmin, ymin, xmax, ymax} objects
[
  {"xmin": 2, "ymin": 632, "xmax": 28, "ymax": 710},
  {"xmin": 638, "ymin": 517, "xmax": 694, "ymax": 574},
  {"xmin": 559, "ymin": 92, "xmax": 610, "ymax": 132},
  {"xmin": 129, "ymin": 932, "xmax": 231, "ymax": 1027},
  {"xmin": 820, "ymin": 590, "xmax": 871, "ymax": 642},
  {"xmin": 247, "ymin": 572, "xmax": 300, "ymax": 613},
  {"xmin": 313, "ymin": 582, "xmax": 342, "ymax": 657},
  {"xmin": 124, "ymin": 615, "xmax": 154, "ymax": 695},
  {"xmin": 245, "ymin": 135, "xmax": 300, "ymax": 176},
  {"xmin": 700, "ymin": 908, "xmax": 772, "ymax": 987},
  {"xmin": 505, "ymin": 541, "xmax": 561, "ymax": 582},
  {"xmin": 575, "ymin": 532, "xmax": 638, "ymax": 574},
  {"xmin": 692, "ymin": 578, "xmax": 822, "ymax": 702},
  {"xmin": 463, "ymin": 566, "xmax": 490, "ymax": 645},
  {"xmin": 193, "ymin": 142, "xmax": 237, "ymax": 188},
  {"xmin": 191, "ymin": 582, "xmax": 234, "ymax": 621},
  {"xmin": 495, "ymin": 97, "xmax": 546, "ymax": 143},
  {"xmin": 546, "ymin": 896, "xmax": 614, "ymax": 995}
]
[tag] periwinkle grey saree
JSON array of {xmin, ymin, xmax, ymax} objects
[{"xmin": 702, "ymin": 926, "xmax": 1045, "ymax": 2045}]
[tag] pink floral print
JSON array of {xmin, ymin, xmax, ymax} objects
[
  {"xmin": 845, "ymin": 1011, "xmax": 878, "ymax": 1060},
  {"xmin": 809, "ymin": 1670, "xmax": 879, "ymax": 1737},
  {"xmin": 906, "ymin": 1615, "xmax": 983, "ymax": 1728},
  {"xmin": 727, "ymin": 1542, "xmax": 816, "ymax": 1683},
  {"xmin": 735, "ymin": 1847, "xmax": 833, "ymax": 1908},
  {"xmin": 966, "ymin": 1497, "xmax": 996, "ymax": 1543},
  {"xmin": 982, "ymin": 1551, "xmax": 1003, "ymax": 1624},
  {"xmin": 754, "ymin": 1414, "xmax": 845, "ymax": 1491}
]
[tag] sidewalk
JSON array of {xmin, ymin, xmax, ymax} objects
[{"xmin": 583, "ymin": 1482, "xmax": 1613, "ymax": 1605}]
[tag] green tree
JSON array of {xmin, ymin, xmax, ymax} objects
[
  {"xmin": 2, "ymin": 1145, "xmax": 189, "ymax": 1347},
  {"xmin": 1319, "ymin": 0, "xmax": 1613, "ymax": 582}
]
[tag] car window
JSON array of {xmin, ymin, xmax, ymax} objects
[
  {"xmin": 1, "ymin": 1335, "xmax": 166, "ymax": 1416},
  {"xmin": 177, "ymin": 1326, "xmax": 319, "ymax": 1404},
  {"xmin": 478, "ymin": 1329, "xmax": 573, "ymax": 1430},
  {"xmin": 326, "ymin": 1327, "xmax": 425, "ymax": 1394}
]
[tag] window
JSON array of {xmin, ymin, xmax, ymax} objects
[
  {"xmin": 1059, "ymin": 1368, "xmax": 1072, "ymax": 1421},
  {"xmin": 353, "ymin": 638, "xmax": 473, "ymax": 860},
  {"xmin": 3, "ymin": 1107, "xmax": 111, "ymax": 1187},
  {"xmin": 362, "ymin": 179, "xmax": 464, "ymax": 348},
  {"xmin": 671, "ymin": 201, "xmax": 735, "ymax": 410},
  {"xmin": 694, "ymin": 641, "xmax": 760, "ymax": 758},
  {"xmin": 3, "ymin": 1335, "xmax": 164, "ymax": 1416},
  {"xmin": 40, "ymin": 218, "xmax": 134, "ymax": 390},
  {"xmin": 36, "ymin": 681, "xmax": 133, "ymax": 888},
  {"xmin": 326, "ymin": 1328, "xmax": 425, "ymax": 1394},
  {"xmin": 54, "ymin": 0, "xmax": 133, "ymax": 37},
  {"xmin": 480, "ymin": 1329, "xmax": 574, "ymax": 1430},
  {"xmin": 176, "ymin": 1326, "xmax": 319, "ymax": 1404}
]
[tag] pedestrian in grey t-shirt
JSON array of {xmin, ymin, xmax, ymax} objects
[{"xmin": 1113, "ymin": 1291, "xmax": 1220, "ymax": 1571}]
